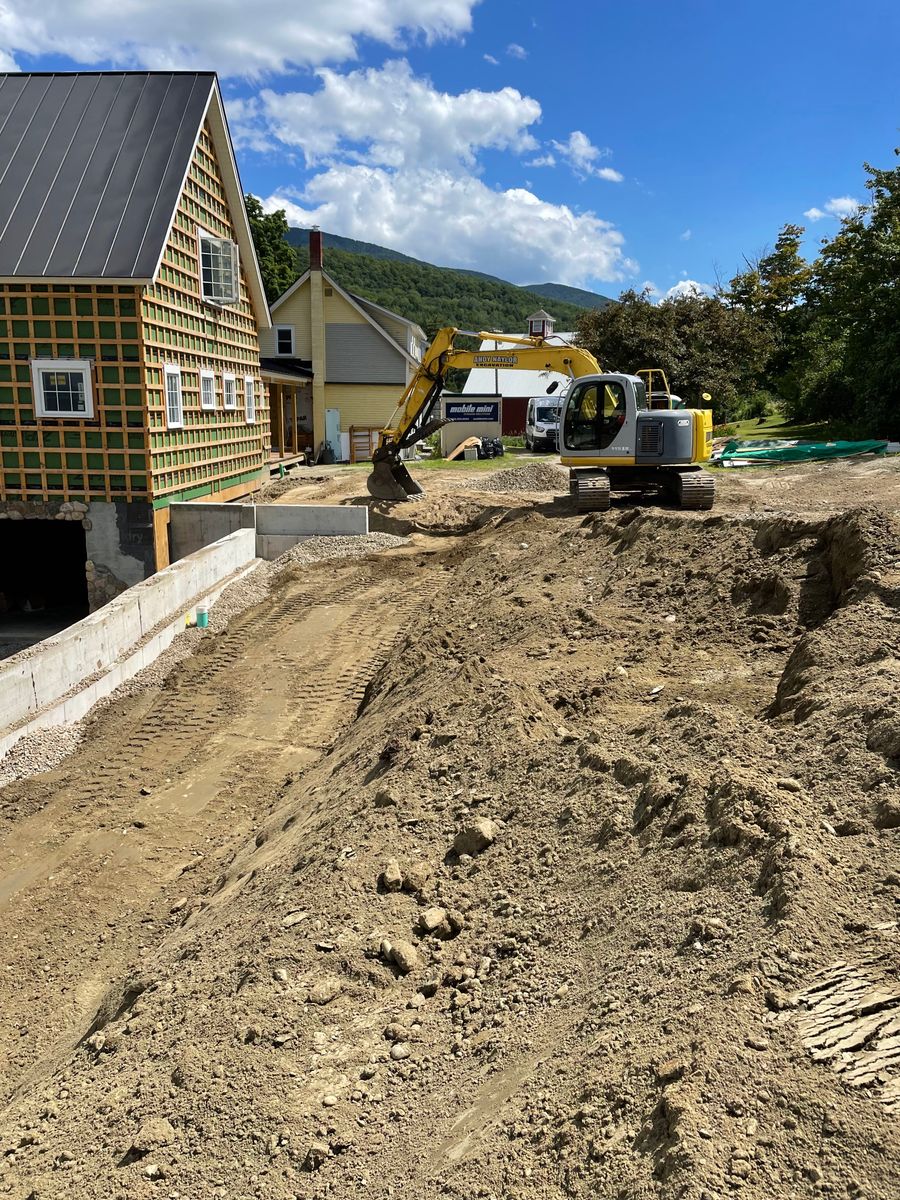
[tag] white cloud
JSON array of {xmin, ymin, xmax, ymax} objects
[
  {"xmin": 0, "ymin": 0, "xmax": 478, "ymax": 76},
  {"xmin": 825, "ymin": 196, "xmax": 860, "ymax": 217},
  {"xmin": 0, "ymin": 48, "xmax": 19, "ymax": 70},
  {"xmin": 483, "ymin": 53, "xmax": 499, "ymax": 64},
  {"xmin": 640, "ymin": 280, "xmax": 661, "ymax": 299},
  {"xmin": 804, "ymin": 196, "xmax": 861, "ymax": 221},
  {"xmin": 261, "ymin": 167, "xmax": 636, "ymax": 286},
  {"xmin": 226, "ymin": 97, "xmax": 277, "ymax": 154},
  {"xmin": 665, "ymin": 279, "xmax": 713, "ymax": 300},
  {"xmin": 679, "ymin": 228, "xmax": 692, "ymax": 241},
  {"xmin": 507, "ymin": 42, "xmax": 528, "ymax": 59},
  {"xmin": 526, "ymin": 153, "xmax": 556, "ymax": 168},
  {"xmin": 253, "ymin": 60, "xmax": 539, "ymax": 169},
  {"xmin": 550, "ymin": 130, "xmax": 622, "ymax": 181}
]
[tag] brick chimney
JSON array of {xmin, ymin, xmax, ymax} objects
[{"xmin": 309, "ymin": 228, "xmax": 323, "ymax": 271}]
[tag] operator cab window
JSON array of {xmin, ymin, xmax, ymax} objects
[{"xmin": 564, "ymin": 380, "xmax": 627, "ymax": 450}]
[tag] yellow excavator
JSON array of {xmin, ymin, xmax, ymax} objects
[{"xmin": 368, "ymin": 327, "xmax": 715, "ymax": 512}]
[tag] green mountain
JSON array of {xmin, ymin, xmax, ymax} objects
[
  {"xmin": 525, "ymin": 282, "xmax": 614, "ymax": 311},
  {"xmin": 285, "ymin": 228, "xmax": 613, "ymax": 338},
  {"xmin": 284, "ymin": 227, "xmax": 421, "ymax": 265}
]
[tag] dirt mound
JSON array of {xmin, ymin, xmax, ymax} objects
[
  {"xmin": 1, "ymin": 504, "xmax": 899, "ymax": 1199},
  {"xmin": 465, "ymin": 461, "xmax": 570, "ymax": 493},
  {"xmin": 367, "ymin": 493, "xmax": 510, "ymax": 537}
]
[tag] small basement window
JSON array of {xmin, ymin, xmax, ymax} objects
[
  {"xmin": 164, "ymin": 364, "xmax": 184, "ymax": 429},
  {"xmin": 275, "ymin": 326, "xmax": 294, "ymax": 356},
  {"xmin": 223, "ymin": 373, "xmax": 236, "ymax": 410},
  {"xmin": 244, "ymin": 376, "xmax": 256, "ymax": 424},
  {"xmin": 198, "ymin": 229, "xmax": 240, "ymax": 306},
  {"xmin": 200, "ymin": 369, "xmax": 216, "ymax": 411},
  {"xmin": 31, "ymin": 359, "xmax": 94, "ymax": 419}
]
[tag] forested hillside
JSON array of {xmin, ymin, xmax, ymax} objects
[
  {"xmin": 284, "ymin": 227, "xmax": 422, "ymax": 265},
  {"xmin": 525, "ymin": 281, "xmax": 614, "ymax": 310},
  {"xmin": 248, "ymin": 202, "xmax": 612, "ymax": 336},
  {"xmin": 291, "ymin": 242, "xmax": 589, "ymax": 338}
]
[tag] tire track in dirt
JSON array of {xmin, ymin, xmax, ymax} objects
[{"xmin": 0, "ymin": 549, "xmax": 446, "ymax": 1107}]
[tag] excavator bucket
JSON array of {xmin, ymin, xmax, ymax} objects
[
  {"xmin": 367, "ymin": 456, "xmax": 425, "ymax": 502},
  {"xmin": 366, "ymin": 417, "xmax": 446, "ymax": 502}
]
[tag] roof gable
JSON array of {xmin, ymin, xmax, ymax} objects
[
  {"xmin": 0, "ymin": 71, "xmax": 270, "ymax": 326},
  {"xmin": 351, "ymin": 292, "xmax": 426, "ymax": 341},
  {"xmin": 271, "ymin": 268, "xmax": 417, "ymax": 366}
]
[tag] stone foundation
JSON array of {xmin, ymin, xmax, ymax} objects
[
  {"xmin": 0, "ymin": 498, "xmax": 90, "ymax": 525},
  {"xmin": 85, "ymin": 561, "xmax": 129, "ymax": 610},
  {"xmin": 0, "ymin": 499, "xmax": 148, "ymax": 613}
]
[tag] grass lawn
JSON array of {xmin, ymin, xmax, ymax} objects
[
  {"xmin": 722, "ymin": 414, "xmax": 853, "ymax": 442},
  {"xmin": 411, "ymin": 449, "xmax": 548, "ymax": 471},
  {"xmin": 316, "ymin": 448, "xmax": 551, "ymax": 475}
]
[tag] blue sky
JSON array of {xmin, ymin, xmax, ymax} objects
[{"xmin": 2, "ymin": 0, "xmax": 898, "ymax": 298}]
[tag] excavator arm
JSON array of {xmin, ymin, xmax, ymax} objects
[{"xmin": 368, "ymin": 326, "xmax": 603, "ymax": 501}]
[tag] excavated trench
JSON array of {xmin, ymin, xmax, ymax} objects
[{"xmin": 0, "ymin": 499, "xmax": 898, "ymax": 1200}]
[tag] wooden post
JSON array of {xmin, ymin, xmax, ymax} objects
[{"xmin": 271, "ymin": 383, "xmax": 283, "ymax": 456}]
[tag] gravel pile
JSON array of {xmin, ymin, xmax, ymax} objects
[
  {"xmin": 467, "ymin": 461, "xmax": 570, "ymax": 493},
  {"xmin": 275, "ymin": 531, "xmax": 408, "ymax": 570},
  {"xmin": 0, "ymin": 532, "xmax": 408, "ymax": 785},
  {"xmin": 0, "ymin": 724, "xmax": 84, "ymax": 787}
]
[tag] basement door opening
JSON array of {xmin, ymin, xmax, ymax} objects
[{"xmin": 0, "ymin": 519, "xmax": 89, "ymax": 660}]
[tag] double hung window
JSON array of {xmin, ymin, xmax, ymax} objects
[
  {"xmin": 199, "ymin": 229, "xmax": 240, "ymax": 306},
  {"xmin": 31, "ymin": 359, "xmax": 93, "ymax": 419},
  {"xmin": 164, "ymin": 364, "xmax": 184, "ymax": 429}
]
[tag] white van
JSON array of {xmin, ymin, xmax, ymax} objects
[{"xmin": 525, "ymin": 397, "xmax": 562, "ymax": 452}]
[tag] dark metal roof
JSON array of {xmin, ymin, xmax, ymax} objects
[
  {"xmin": 260, "ymin": 357, "xmax": 314, "ymax": 380},
  {"xmin": 0, "ymin": 72, "xmax": 215, "ymax": 280}
]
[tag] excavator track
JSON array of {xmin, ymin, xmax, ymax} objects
[
  {"xmin": 570, "ymin": 469, "xmax": 611, "ymax": 512},
  {"xmin": 675, "ymin": 469, "xmax": 716, "ymax": 510}
]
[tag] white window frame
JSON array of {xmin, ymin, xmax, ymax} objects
[
  {"xmin": 275, "ymin": 325, "xmax": 295, "ymax": 356},
  {"xmin": 164, "ymin": 364, "xmax": 184, "ymax": 429},
  {"xmin": 244, "ymin": 376, "xmax": 256, "ymax": 425},
  {"xmin": 30, "ymin": 358, "xmax": 94, "ymax": 419},
  {"xmin": 223, "ymin": 372, "xmax": 237, "ymax": 411},
  {"xmin": 197, "ymin": 225, "xmax": 240, "ymax": 308},
  {"xmin": 200, "ymin": 368, "xmax": 216, "ymax": 411}
]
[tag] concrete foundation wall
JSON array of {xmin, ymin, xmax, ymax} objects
[
  {"xmin": 256, "ymin": 505, "xmax": 368, "ymax": 559},
  {"xmin": 169, "ymin": 503, "xmax": 255, "ymax": 561},
  {"xmin": 170, "ymin": 501, "xmax": 368, "ymax": 563},
  {"xmin": 84, "ymin": 500, "xmax": 156, "ymax": 608},
  {"xmin": 253, "ymin": 504, "xmax": 367, "ymax": 536},
  {"xmin": 0, "ymin": 527, "xmax": 256, "ymax": 754}
]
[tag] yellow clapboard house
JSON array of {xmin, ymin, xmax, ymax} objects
[{"xmin": 260, "ymin": 231, "xmax": 426, "ymax": 465}]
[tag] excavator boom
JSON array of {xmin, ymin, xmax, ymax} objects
[{"xmin": 367, "ymin": 327, "xmax": 602, "ymax": 501}]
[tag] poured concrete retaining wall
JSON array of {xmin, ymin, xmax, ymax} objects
[
  {"xmin": 0, "ymin": 528, "xmax": 257, "ymax": 757},
  {"xmin": 169, "ymin": 502, "xmax": 368, "ymax": 563},
  {"xmin": 255, "ymin": 504, "xmax": 368, "ymax": 560},
  {"xmin": 169, "ymin": 503, "xmax": 255, "ymax": 561}
]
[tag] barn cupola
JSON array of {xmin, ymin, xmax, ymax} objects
[{"xmin": 527, "ymin": 309, "xmax": 555, "ymax": 338}]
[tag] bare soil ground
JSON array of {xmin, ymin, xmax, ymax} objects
[{"xmin": 1, "ymin": 455, "xmax": 899, "ymax": 1200}]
